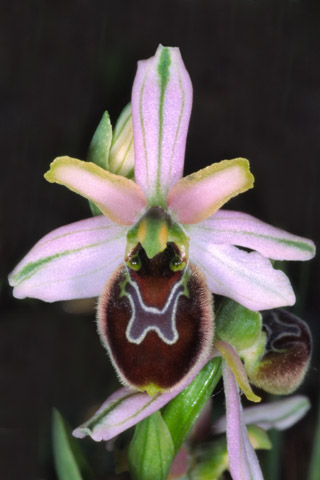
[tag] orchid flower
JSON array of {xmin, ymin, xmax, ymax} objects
[
  {"xmin": 71, "ymin": 303, "xmax": 311, "ymax": 479},
  {"xmin": 72, "ymin": 341, "xmax": 309, "ymax": 480},
  {"xmin": 8, "ymin": 45, "xmax": 315, "ymax": 396},
  {"xmin": 71, "ymin": 302, "xmax": 312, "ymax": 479}
]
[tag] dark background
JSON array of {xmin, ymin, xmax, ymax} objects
[{"xmin": 1, "ymin": 0, "xmax": 320, "ymax": 479}]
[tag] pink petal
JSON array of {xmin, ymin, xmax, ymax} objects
[
  {"xmin": 45, "ymin": 156, "xmax": 146, "ymax": 225},
  {"xmin": 131, "ymin": 45, "xmax": 192, "ymax": 205},
  {"xmin": 214, "ymin": 395, "xmax": 310, "ymax": 434},
  {"xmin": 188, "ymin": 237, "xmax": 295, "ymax": 310},
  {"xmin": 73, "ymin": 355, "xmax": 211, "ymax": 442},
  {"xmin": 193, "ymin": 210, "xmax": 315, "ymax": 260},
  {"xmin": 8, "ymin": 216, "xmax": 127, "ymax": 302},
  {"xmin": 167, "ymin": 158, "xmax": 254, "ymax": 224},
  {"xmin": 168, "ymin": 446, "xmax": 189, "ymax": 478},
  {"xmin": 242, "ymin": 395, "xmax": 310, "ymax": 431},
  {"xmin": 223, "ymin": 363, "xmax": 264, "ymax": 480}
]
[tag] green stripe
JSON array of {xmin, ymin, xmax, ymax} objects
[
  {"xmin": 12, "ymin": 234, "xmax": 123, "ymax": 285},
  {"xmin": 114, "ymin": 394, "xmax": 161, "ymax": 427},
  {"xmin": 155, "ymin": 47, "xmax": 171, "ymax": 205},
  {"xmin": 86, "ymin": 393, "xmax": 137, "ymax": 431},
  {"xmin": 113, "ymin": 137, "xmax": 134, "ymax": 174},
  {"xmin": 197, "ymin": 225, "xmax": 314, "ymax": 254},
  {"xmin": 38, "ymin": 224, "xmax": 118, "ymax": 247},
  {"xmin": 13, "ymin": 253, "xmax": 73, "ymax": 283},
  {"xmin": 168, "ymin": 68, "xmax": 185, "ymax": 183},
  {"xmin": 193, "ymin": 241, "xmax": 289, "ymax": 302},
  {"xmin": 112, "ymin": 104, "xmax": 131, "ymax": 143},
  {"xmin": 112, "ymin": 110, "xmax": 131, "ymax": 145},
  {"xmin": 85, "ymin": 392, "xmax": 161, "ymax": 432},
  {"xmin": 139, "ymin": 72, "xmax": 149, "ymax": 191},
  {"xmin": 265, "ymin": 236, "xmax": 313, "ymax": 253}
]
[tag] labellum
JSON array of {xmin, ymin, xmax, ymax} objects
[
  {"xmin": 246, "ymin": 309, "xmax": 312, "ymax": 395},
  {"xmin": 97, "ymin": 208, "xmax": 214, "ymax": 395}
]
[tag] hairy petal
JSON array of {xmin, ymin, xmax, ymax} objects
[
  {"xmin": 193, "ymin": 210, "xmax": 315, "ymax": 260},
  {"xmin": 132, "ymin": 45, "xmax": 192, "ymax": 206},
  {"xmin": 45, "ymin": 157, "xmax": 146, "ymax": 225},
  {"xmin": 223, "ymin": 363, "xmax": 264, "ymax": 480},
  {"xmin": 188, "ymin": 237, "xmax": 295, "ymax": 310},
  {"xmin": 73, "ymin": 355, "xmax": 211, "ymax": 442},
  {"xmin": 167, "ymin": 158, "xmax": 254, "ymax": 224},
  {"xmin": 9, "ymin": 216, "xmax": 127, "ymax": 302},
  {"xmin": 214, "ymin": 395, "xmax": 310, "ymax": 434}
]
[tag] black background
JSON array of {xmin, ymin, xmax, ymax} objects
[{"xmin": 1, "ymin": 0, "xmax": 320, "ymax": 479}]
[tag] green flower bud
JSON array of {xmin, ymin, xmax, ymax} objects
[
  {"xmin": 86, "ymin": 111, "xmax": 113, "ymax": 216},
  {"xmin": 109, "ymin": 103, "xmax": 134, "ymax": 179},
  {"xmin": 86, "ymin": 105, "xmax": 134, "ymax": 216}
]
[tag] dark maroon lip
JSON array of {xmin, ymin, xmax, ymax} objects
[{"xmin": 97, "ymin": 244, "xmax": 214, "ymax": 392}]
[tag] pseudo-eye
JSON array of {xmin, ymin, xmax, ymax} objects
[{"xmin": 97, "ymin": 207, "xmax": 214, "ymax": 396}]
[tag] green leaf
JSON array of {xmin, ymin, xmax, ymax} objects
[
  {"xmin": 87, "ymin": 111, "xmax": 112, "ymax": 216},
  {"xmin": 128, "ymin": 411, "xmax": 175, "ymax": 480},
  {"xmin": 162, "ymin": 357, "xmax": 222, "ymax": 454},
  {"xmin": 52, "ymin": 409, "xmax": 94, "ymax": 480}
]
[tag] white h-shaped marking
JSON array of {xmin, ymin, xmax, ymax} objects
[{"xmin": 123, "ymin": 277, "xmax": 186, "ymax": 345}]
